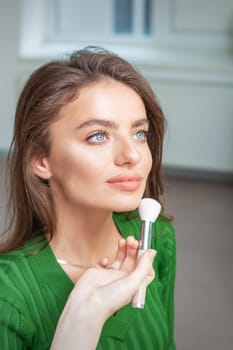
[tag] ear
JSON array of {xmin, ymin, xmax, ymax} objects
[{"xmin": 30, "ymin": 155, "xmax": 52, "ymax": 180}]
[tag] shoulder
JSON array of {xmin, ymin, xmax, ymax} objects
[
  {"xmin": 0, "ymin": 237, "xmax": 46, "ymax": 306},
  {"xmin": 0, "ymin": 247, "xmax": 35, "ymax": 340},
  {"xmin": 0, "ymin": 248, "xmax": 25, "ymax": 279},
  {"xmin": 0, "ymin": 248, "xmax": 28, "ymax": 304},
  {"xmin": 0, "ymin": 247, "xmax": 36, "ymax": 345}
]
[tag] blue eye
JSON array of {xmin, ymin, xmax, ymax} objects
[
  {"xmin": 92, "ymin": 134, "xmax": 105, "ymax": 142},
  {"xmin": 87, "ymin": 130, "xmax": 108, "ymax": 144},
  {"xmin": 134, "ymin": 130, "xmax": 149, "ymax": 141}
]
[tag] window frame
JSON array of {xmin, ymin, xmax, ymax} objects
[{"xmin": 19, "ymin": 0, "xmax": 232, "ymax": 68}]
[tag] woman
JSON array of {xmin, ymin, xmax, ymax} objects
[{"xmin": 0, "ymin": 47, "xmax": 176, "ymax": 349}]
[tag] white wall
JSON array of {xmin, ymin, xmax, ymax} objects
[
  {"xmin": 0, "ymin": 0, "xmax": 47, "ymax": 149},
  {"xmin": 0, "ymin": 0, "xmax": 20, "ymax": 150},
  {"xmin": 0, "ymin": 0, "xmax": 233, "ymax": 174}
]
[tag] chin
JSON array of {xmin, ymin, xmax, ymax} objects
[{"xmin": 109, "ymin": 194, "xmax": 143, "ymax": 213}]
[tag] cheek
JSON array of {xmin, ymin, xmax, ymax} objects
[
  {"xmin": 49, "ymin": 144, "xmax": 101, "ymax": 181},
  {"xmin": 48, "ymin": 143, "xmax": 80, "ymax": 177}
]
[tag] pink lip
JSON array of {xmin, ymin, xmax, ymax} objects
[{"xmin": 107, "ymin": 174, "xmax": 142, "ymax": 191}]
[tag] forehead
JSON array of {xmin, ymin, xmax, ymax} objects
[
  {"xmin": 47, "ymin": 79, "xmax": 149, "ymax": 145},
  {"xmin": 59, "ymin": 79, "xmax": 146, "ymax": 120}
]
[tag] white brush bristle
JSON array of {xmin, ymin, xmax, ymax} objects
[{"xmin": 139, "ymin": 198, "xmax": 161, "ymax": 222}]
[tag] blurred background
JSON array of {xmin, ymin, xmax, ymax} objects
[{"xmin": 0, "ymin": 0, "xmax": 233, "ymax": 349}]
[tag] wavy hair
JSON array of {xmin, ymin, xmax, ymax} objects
[{"xmin": 1, "ymin": 46, "xmax": 166, "ymax": 253}]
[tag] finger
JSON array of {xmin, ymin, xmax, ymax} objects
[
  {"xmin": 109, "ymin": 238, "xmax": 126, "ymax": 269},
  {"xmin": 97, "ymin": 257, "xmax": 109, "ymax": 268},
  {"xmin": 146, "ymin": 267, "xmax": 155, "ymax": 286},
  {"xmin": 119, "ymin": 236, "xmax": 139, "ymax": 272},
  {"xmin": 100, "ymin": 249, "xmax": 156, "ymax": 315}
]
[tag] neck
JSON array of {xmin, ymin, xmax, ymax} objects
[{"xmin": 49, "ymin": 206, "xmax": 121, "ymax": 267}]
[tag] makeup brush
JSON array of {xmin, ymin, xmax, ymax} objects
[{"xmin": 132, "ymin": 198, "xmax": 161, "ymax": 309}]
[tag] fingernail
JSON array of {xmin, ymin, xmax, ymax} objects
[{"xmin": 148, "ymin": 249, "xmax": 157, "ymax": 258}]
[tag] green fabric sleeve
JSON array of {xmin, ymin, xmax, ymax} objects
[{"xmin": 0, "ymin": 299, "xmax": 28, "ymax": 350}]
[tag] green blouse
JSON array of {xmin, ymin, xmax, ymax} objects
[{"xmin": 0, "ymin": 212, "xmax": 176, "ymax": 349}]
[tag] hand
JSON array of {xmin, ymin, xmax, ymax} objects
[
  {"xmin": 69, "ymin": 236, "xmax": 156, "ymax": 318},
  {"xmin": 51, "ymin": 237, "xmax": 156, "ymax": 350}
]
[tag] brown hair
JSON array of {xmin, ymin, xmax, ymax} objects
[{"xmin": 1, "ymin": 46, "xmax": 166, "ymax": 253}]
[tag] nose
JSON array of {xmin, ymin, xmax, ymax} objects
[{"xmin": 114, "ymin": 136, "xmax": 141, "ymax": 167}]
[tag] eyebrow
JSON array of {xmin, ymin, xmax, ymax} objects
[{"xmin": 76, "ymin": 118, "xmax": 149, "ymax": 130}]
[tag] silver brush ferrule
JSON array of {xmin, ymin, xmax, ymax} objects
[{"xmin": 140, "ymin": 221, "xmax": 153, "ymax": 250}]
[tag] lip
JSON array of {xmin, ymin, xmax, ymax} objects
[{"xmin": 106, "ymin": 174, "xmax": 142, "ymax": 191}]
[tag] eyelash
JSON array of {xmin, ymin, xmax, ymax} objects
[
  {"xmin": 134, "ymin": 130, "xmax": 151, "ymax": 141},
  {"xmin": 86, "ymin": 129, "xmax": 151, "ymax": 145},
  {"xmin": 86, "ymin": 130, "xmax": 109, "ymax": 144}
]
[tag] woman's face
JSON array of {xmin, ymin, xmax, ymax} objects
[{"xmin": 42, "ymin": 79, "xmax": 152, "ymax": 213}]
